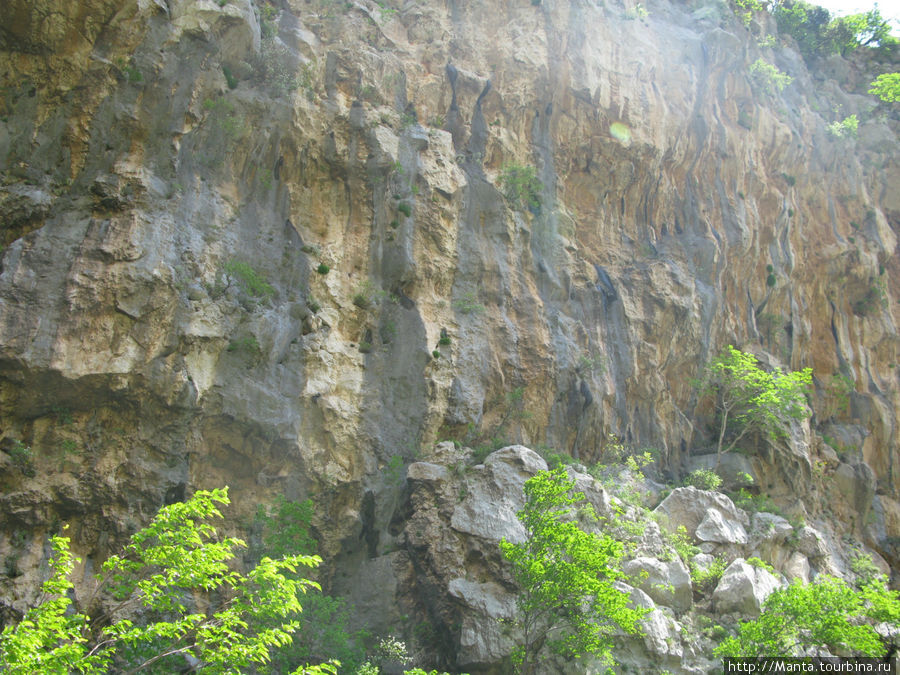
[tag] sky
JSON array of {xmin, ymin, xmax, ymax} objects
[{"xmin": 816, "ymin": 0, "xmax": 900, "ymax": 33}]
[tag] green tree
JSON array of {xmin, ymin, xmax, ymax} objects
[
  {"xmin": 499, "ymin": 468, "xmax": 647, "ymax": 674},
  {"xmin": 253, "ymin": 497, "xmax": 368, "ymax": 672},
  {"xmin": 0, "ymin": 488, "xmax": 336, "ymax": 675},
  {"xmin": 696, "ymin": 345, "xmax": 812, "ymax": 465},
  {"xmin": 715, "ymin": 575, "xmax": 899, "ymax": 657},
  {"xmin": 870, "ymin": 72, "xmax": 900, "ymax": 102}
]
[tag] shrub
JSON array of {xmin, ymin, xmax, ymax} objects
[
  {"xmin": 869, "ymin": 73, "xmax": 900, "ymax": 102},
  {"xmin": 683, "ymin": 468, "xmax": 723, "ymax": 491},
  {"xmin": 431, "ymin": 350, "xmax": 440, "ymax": 359},
  {"xmin": 746, "ymin": 556, "xmax": 775, "ymax": 573},
  {"xmin": 500, "ymin": 164, "xmax": 542, "ymax": 210},
  {"xmin": 452, "ymin": 291, "xmax": 485, "ymax": 315},
  {"xmin": 203, "ymin": 97, "xmax": 244, "ymax": 143},
  {"xmin": 438, "ymin": 336, "xmax": 451, "ymax": 346},
  {"xmin": 695, "ymin": 345, "xmax": 812, "ymax": 465},
  {"xmin": 223, "ymin": 65, "xmax": 239, "ymax": 89},
  {"xmin": 227, "ymin": 335, "xmax": 262, "ymax": 357},
  {"xmin": 224, "ymin": 259, "xmax": 275, "ymax": 299},
  {"xmin": 715, "ymin": 575, "xmax": 898, "ymax": 657},
  {"xmin": 397, "ymin": 202, "xmax": 412, "ymax": 217},
  {"xmin": 827, "ymin": 114, "xmax": 858, "ymax": 139},
  {"xmin": 8, "ymin": 441, "xmax": 33, "ymax": 475},
  {"xmin": 691, "ymin": 556, "xmax": 727, "ymax": 594},
  {"xmin": 316, "ymin": 263, "xmax": 330, "ymax": 275},
  {"xmin": 749, "ymin": 59, "xmax": 793, "ymax": 95}
]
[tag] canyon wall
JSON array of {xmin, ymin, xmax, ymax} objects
[{"xmin": 1, "ymin": 0, "xmax": 898, "ymax": 669}]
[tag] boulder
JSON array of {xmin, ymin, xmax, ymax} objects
[
  {"xmin": 654, "ymin": 487, "xmax": 749, "ymax": 538},
  {"xmin": 623, "ymin": 556, "xmax": 693, "ymax": 613},
  {"xmin": 783, "ymin": 551, "xmax": 811, "ymax": 584},
  {"xmin": 713, "ymin": 559, "xmax": 782, "ymax": 616},
  {"xmin": 449, "ymin": 579, "xmax": 516, "ymax": 666},
  {"xmin": 695, "ymin": 508, "xmax": 748, "ymax": 545},
  {"xmin": 450, "ymin": 446, "xmax": 547, "ymax": 543}
]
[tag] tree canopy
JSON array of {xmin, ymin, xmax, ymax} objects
[
  {"xmin": 0, "ymin": 488, "xmax": 335, "ymax": 675},
  {"xmin": 870, "ymin": 72, "xmax": 900, "ymax": 102},
  {"xmin": 499, "ymin": 467, "xmax": 646, "ymax": 674},
  {"xmin": 715, "ymin": 574, "xmax": 900, "ymax": 657},
  {"xmin": 696, "ymin": 345, "xmax": 812, "ymax": 463}
]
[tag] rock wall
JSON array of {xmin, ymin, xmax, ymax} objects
[{"xmin": 0, "ymin": 0, "xmax": 898, "ymax": 669}]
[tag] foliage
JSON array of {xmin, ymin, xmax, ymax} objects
[
  {"xmin": 749, "ymin": 59, "xmax": 793, "ymax": 95},
  {"xmin": 623, "ymin": 3, "xmax": 649, "ymax": 20},
  {"xmin": 683, "ymin": 468, "xmax": 723, "ymax": 491},
  {"xmin": 353, "ymin": 281, "xmax": 377, "ymax": 309},
  {"xmin": 397, "ymin": 202, "xmax": 412, "ymax": 217},
  {"xmin": 732, "ymin": 0, "xmax": 765, "ymax": 27},
  {"xmin": 849, "ymin": 550, "xmax": 883, "ymax": 587},
  {"xmin": 666, "ymin": 525, "xmax": 701, "ymax": 565},
  {"xmin": 316, "ymin": 263, "xmax": 330, "ymax": 275},
  {"xmin": 203, "ymin": 97, "xmax": 244, "ymax": 143},
  {"xmin": 696, "ymin": 345, "xmax": 812, "ymax": 464},
  {"xmin": 535, "ymin": 446, "xmax": 577, "ymax": 470},
  {"xmin": 714, "ymin": 575, "xmax": 898, "ymax": 658},
  {"xmin": 452, "ymin": 291, "xmax": 485, "ymax": 315},
  {"xmin": 0, "ymin": 488, "xmax": 334, "ymax": 674},
  {"xmin": 500, "ymin": 164, "xmax": 542, "ymax": 211},
  {"xmin": 869, "ymin": 73, "xmax": 900, "ymax": 102},
  {"xmin": 774, "ymin": 1, "xmax": 896, "ymax": 60},
  {"xmin": 228, "ymin": 335, "xmax": 262, "ymax": 357},
  {"xmin": 223, "ymin": 65, "xmax": 239, "ymax": 90},
  {"xmin": 253, "ymin": 498, "xmax": 368, "ymax": 673},
  {"xmin": 255, "ymin": 497, "xmax": 317, "ymax": 559},
  {"xmin": 690, "ymin": 556, "xmax": 727, "ymax": 594},
  {"xmin": 827, "ymin": 114, "xmax": 858, "ymax": 139},
  {"xmin": 224, "ymin": 259, "xmax": 276, "ymax": 300},
  {"xmin": 499, "ymin": 468, "xmax": 647, "ymax": 673},
  {"xmin": 7, "ymin": 440, "xmax": 34, "ymax": 475}
]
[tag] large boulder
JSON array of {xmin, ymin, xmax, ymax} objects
[
  {"xmin": 653, "ymin": 487, "xmax": 749, "ymax": 538},
  {"xmin": 450, "ymin": 446, "xmax": 547, "ymax": 543},
  {"xmin": 713, "ymin": 559, "xmax": 782, "ymax": 616},
  {"xmin": 695, "ymin": 508, "xmax": 749, "ymax": 545},
  {"xmin": 449, "ymin": 579, "xmax": 516, "ymax": 666},
  {"xmin": 623, "ymin": 556, "xmax": 693, "ymax": 613}
]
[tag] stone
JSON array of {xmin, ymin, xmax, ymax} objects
[
  {"xmin": 695, "ymin": 508, "xmax": 749, "ymax": 545},
  {"xmin": 450, "ymin": 446, "xmax": 547, "ymax": 543},
  {"xmin": 713, "ymin": 559, "xmax": 782, "ymax": 616},
  {"xmin": 406, "ymin": 461, "xmax": 450, "ymax": 483},
  {"xmin": 795, "ymin": 526, "xmax": 829, "ymax": 559},
  {"xmin": 783, "ymin": 551, "xmax": 810, "ymax": 584},
  {"xmin": 449, "ymin": 579, "xmax": 516, "ymax": 665},
  {"xmin": 623, "ymin": 556, "xmax": 693, "ymax": 613},
  {"xmin": 654, "ymin": 487, "xmax": 749, "ymax": 538}
]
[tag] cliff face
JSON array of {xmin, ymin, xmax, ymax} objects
[{"xmin": 0, "ymin": 0, "xmax": 898, "ymax": 669}]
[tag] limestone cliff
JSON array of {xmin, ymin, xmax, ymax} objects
[{"xmin": 0, "ymin": 0, "xmax": 898, "ymax": 670}]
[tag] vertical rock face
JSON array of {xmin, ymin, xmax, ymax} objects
[{"xmin": 0, "ymin": 0, "xmax": 898, "ymax": 667}]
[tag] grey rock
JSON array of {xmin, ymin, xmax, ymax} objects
[
  {"xmin": 696, "ymin": 508, "xmax": 749, "ymax": 545},
  {"xmin": 406, "ymin": 461, "xmax": 450, "ymax": 483},
  {"xmin": 713, "ymin": 559, "xmax": 782, "ymax": 616},
  {"xmin": 654, "ymin": 486, "xmax": 749, "ymax": 537},
  {"xmin": 623, "ymin": 556, "xmax": 693, "ymax": 613},
  {"xmin": 450, "ymin": 446, "xmax": 547, "ymax": 543}
]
